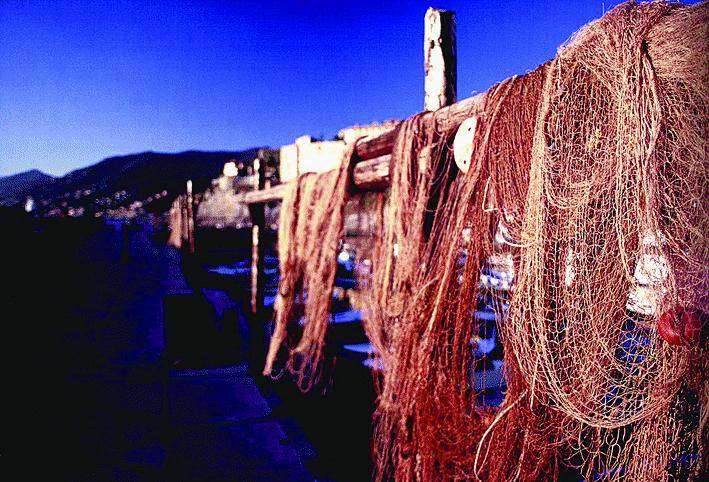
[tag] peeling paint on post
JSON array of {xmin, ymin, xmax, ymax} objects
[{"xmin": 424, "ymin": 7, "xmax": 456, "ymax": 112}]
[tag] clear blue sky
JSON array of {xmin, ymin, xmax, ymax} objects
[{"xmin": 0, "ymin": 0, "xmax": 645, "ymax": 176}]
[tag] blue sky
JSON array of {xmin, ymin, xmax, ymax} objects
[{"xmin": 1, "ymin": 0, "xmax": 644, "ymax": 176}]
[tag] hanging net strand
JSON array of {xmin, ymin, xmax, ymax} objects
[{"xmin": 263, "ymin": 142, "xmax": 359, "ymax": 392}]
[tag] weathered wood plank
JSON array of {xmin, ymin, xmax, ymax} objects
[
  {"xmin": 239, "ymin": 154, "xmax": 392, "ymax": 203},
  {"xmin": 236, "ymin": 89, "xmax": 489, "ymax": 204}
]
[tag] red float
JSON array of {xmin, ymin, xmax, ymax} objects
[
  {"xmin": 681, "ymin": 308, "xmax": 705, "ymax": 345},
  {"xmin": 658, "ymin": 309, "xmax": 683, "ymax": 346},
  {"xmin": 658, "ymin": 307, "xmax": 706, "ymax": 346}
]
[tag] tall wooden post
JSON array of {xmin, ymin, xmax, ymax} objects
[
  {"xmin": 423, "ymin": 8, "xmax": 456, "ymax": 239},
  {"xmin": 249, "ymin": 155, "xmax": 267, "ymax": 315},
  {"xmin": 424, "ymin": 7, "xmax": 456, "ymax": 111},
  {"xmin": 186, "ymin": 179, "xmax": 195, "ymax": 254},
  {"xmin": 248, "ymin": 154, "xmax": 269, "ymax": 370}
]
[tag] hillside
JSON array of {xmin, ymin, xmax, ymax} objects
[
  {"xmin": 1, "ymin": 149, "xmax": 263, "ymax": 217},
  {"xmin": 0, "ymin": 169, "xmax": 55, "ymax": 206}
]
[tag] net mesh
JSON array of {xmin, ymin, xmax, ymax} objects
[
  {"xmin": 367, "ymin": 2, "xmax": 707, "ymax": 480},
  {"xmin": 259, "ymin": 2, "xmax": 707, "ymax": 479},
  {"xmin": 367, "ymin": 65, "xmax": 548, "ymax": 482}
]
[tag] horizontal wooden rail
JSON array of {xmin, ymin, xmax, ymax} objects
[
  {"xmin": 236, "ymin": 154, "xmax": 392, "ymax": 204},
  {"xmin": 352, "ymin": 154, "xmax": 390, "ymax": 191},
  {"xmin": 237, "ymin": 91, "xmax": 489, "ymax": 204},
  {"xmin": 355, "ymin": 91, "xmax": 487, "ymax": 161},
  {"xmin": 236, "ymin": 182, "xmax": 291, "ymax": 204}
]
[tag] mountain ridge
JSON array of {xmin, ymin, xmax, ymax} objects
[
  {"xmin": 0, "ymin": 149, "xmax": 266, "ymax": 216},
  {"xmin": 0, "ymin": 169, "xmax": 55, "ymax": 205}
]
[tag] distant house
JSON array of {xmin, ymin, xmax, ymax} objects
[
  {"xmin": 279, "ymin": 121, "xmax": 398, "ymax": 183},
  {"xmin": 195, "ymin": 149, "xmax": 280, "ymax": 230}
]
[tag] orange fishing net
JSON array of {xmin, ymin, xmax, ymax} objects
[
  {"xmin": 367, "ymin": 2, "xmax": 707, "ymax": 481},
  {"xmin": 260, "ymin": 2, "xmax": 706, "ymax": 479},
  {"xmin": 263, "ymin": 143, "xmax": 358, "ymax": 391},
  {"xmin": 367, "ymin": 66, "xmax": 547, "ymax": 481},
  {"xmin": 500, "ymin": 2, "xmax": 707, "ymax": 480}
]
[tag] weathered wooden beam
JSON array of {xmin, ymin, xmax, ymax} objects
[
  {"xmin": 354, "ymin": 91, "xmax": 487, "ymax": 161},
  {"xmin": 355, "ymin": 127, "xmax": 399, "ymax": 160},
  {"xmin": 236, "ymin": 89, "xmax": 488, "ymax": 204},
  {"xmin": 238, "ymin": 154, "xmax": 392, "ymax": 203},
  {"xmin": 424, "ymin": 7, "xmax": 456, "ymax": 111},
  {"xmin": 237, "ymin": 182, "xmax": 291, "ymax": 204},
  {"xmin": 353, "ymin": 154, "xmax": 390, "ymax": 191}
]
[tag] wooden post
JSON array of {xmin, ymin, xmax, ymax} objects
[
  {"xmin": 249, "ymin": 156, "xmax": 267, "ymax": 314},
  {"xmin": 248, "ymin": 154, "xmax": 269, "ymax": 371},
  {"xmin": 180, "ymin": 196, "xmax": 189, "ymax": 247},
  {"xmin": 424, "ymin": 7, "xmax": 456, "ymax": 111},
  {"xmin": 185, "ymin": 179, "xmax": 195, "ymax": 254},
  {"xmin": 423, "ymin": 8, "xmax": 456, "ymax": 239}
]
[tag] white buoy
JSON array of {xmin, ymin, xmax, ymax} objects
[{"xmin": 453, "ymin": 116, "xmax": 478, "ymax": 173}]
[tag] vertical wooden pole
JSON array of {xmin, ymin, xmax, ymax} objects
[
  {"xmin": 423, "ymin": 8, "xmax": 456, "ymax": 239},
  {"xmin": 186, "ymin": 179, "xmax": 195, "ymax": 254},
  {"xmin": 424, "ymin": 7, "xmax": 456, "ymax": 112},
  {"xmin": 180, "ymin": 196, "xmax": 188, "ymax": 248},
  {"xmin": 248, "ymin": 153, "xmax": 268, "ymax": 370},
  {"xmin": 249, "ymin": 155, "xmax": 267, "ymax": 315}
]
